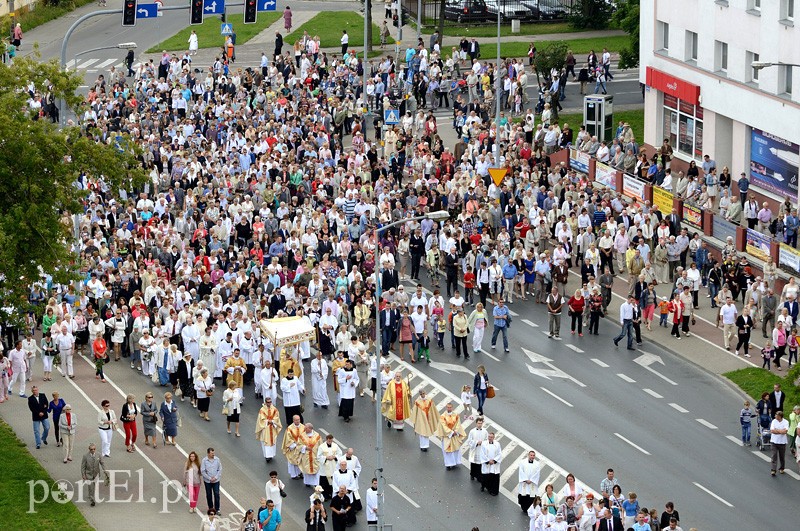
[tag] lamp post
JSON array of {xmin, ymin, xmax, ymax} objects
[
  {"xmin": 494, "ymin": 1, "xmax": 502, "ymax": 164},
  {"xmin": 373, "ymin": 209, "xmax": 449, "ymax": 531}
]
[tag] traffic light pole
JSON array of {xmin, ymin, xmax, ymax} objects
[{"xmin": 58, "ymin": 3, "xmax": 244, "ymax": 125}]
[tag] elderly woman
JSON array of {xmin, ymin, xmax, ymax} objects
[
  {"xmin": 141, "ymin": 392, "xmax": 159, "ymax": 447},
  {"xmin": 159, "ymin": 391, "xmax": 179, "ymax": 445}
]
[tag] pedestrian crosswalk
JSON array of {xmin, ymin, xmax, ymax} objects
[
  {"xmin": 382, "ymin": 352, "xmax": 600, "ymax": 505},
  {"xmin": 66, "ymin": 57, "xmax": 128, "ymax": 72}
]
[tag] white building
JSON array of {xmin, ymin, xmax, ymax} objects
[{"xmin": 640, "ymin": 0, "xmax": 799, "ymax": 202}]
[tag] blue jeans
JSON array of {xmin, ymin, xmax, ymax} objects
[
  {"xmin": 475, "ymin": 388, "xmax": 487, "ymax": 414},
  {"xmin": 33, "ymin": 419, "xmax": 50, "ymax": 447},
  {"xmin": 709, "ymin": 283, "xmax": 719, "ymax": 307},
  {"xmin": 741, "ymin": 422, "xmax": 751, "ymax": 443},
  {"xmin": 491, "ymin": 326, "xmax": 508, "ymax": 349},
  {"xmin": 204, "ymin": 481, "xmax": 220, "ymax": 512},
  {"xmin": 594, "ymin": 79, "xmax": 606, "ymax": 93},
  {"xmin": 614, "ymin": 320, "xmax": 633, "ymax": 348}
]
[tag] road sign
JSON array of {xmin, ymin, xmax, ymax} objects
[
  {"xmin": 136, "ymin": 3, "xmax": 158, "ymax": 18},
  {"xmin": 488, "ymin": 167, "xmax": 507, "ymax": 187},
  {"xmin": 258, "ymin": 0, "xmax": 276, "ymax": 11},
  {"xmin": 384, "ymin": 108, "xmax": 399, "ymax": 125},
  {"xmin": 204, "ymin": 0, "xmax": 224, "ymax": 14},
  {"xmin": 220, "ymin": 22, "xmax": 234, "ymax": 35}
]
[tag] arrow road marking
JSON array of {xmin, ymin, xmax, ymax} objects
[
  {"xmin": 540, "ymin": 387, "xmax": 573, "ymax": 407},
  {"xmin": 429, "ymin": 361, "xmax": 477, "ymax": 375},
  {"xmin": 693, "ymin": 482, "xmax": 734, "ymax": 507},
  {"xmin": 633, "ymin": 351, "xmax": 678, "ymax": 386},
  {"xmin": 523, "ymin": 348, "xmax": 586, "ymax": 387},
  {"xmin": 614, "ymin": 432, "xmax": 651, "ymax": 455}
]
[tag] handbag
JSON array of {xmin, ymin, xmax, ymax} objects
[
  {"xmin": 486, "ymin": 385, "xmax": 496, "ymax": 399},
  {"xmin": 279, "ymin": 488, "xmax": 287, "ymax": 498},
  {"xmin": 221, "ymin": 404, "xmax": 230, "ymax": 416}
]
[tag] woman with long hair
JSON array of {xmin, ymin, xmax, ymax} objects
[{"xmin": 183, "ymin": 451, "xmax": 201, "ymax": 513}]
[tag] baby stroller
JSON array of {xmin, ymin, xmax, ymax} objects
[{"xmin": 756, "ymin": 426, "xmax": 771, "ymax": 451}]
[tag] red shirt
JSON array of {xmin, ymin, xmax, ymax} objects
[{"xmin": 463, "ymin": 272, "xmax": 476, "ymax": 289}]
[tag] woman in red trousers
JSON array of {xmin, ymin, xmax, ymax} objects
[{"xmin": 121, "ymin": 394, "xmax": 139, "ymax": 452}]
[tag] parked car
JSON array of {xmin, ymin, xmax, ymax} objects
[
  {"xmin": 444, "ymin": 0, "xmax": 491, "ymax": 23},
  {"xmin": 519, "ymin": 1, "xmax": 542, "ymax": 20},
  {"xmin": 537, "ymin": 0, "xmax": 568, "ymax": 19},
  {"xmin": 484, "ymin": 0, "xmax": 534, "ymax": 21}
]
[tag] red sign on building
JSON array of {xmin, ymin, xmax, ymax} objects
[{"xmin": 646, "ymin": 67, "xmax": 701, "ymax": 105}]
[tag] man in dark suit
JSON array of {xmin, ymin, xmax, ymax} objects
[
  {"xmin": 409, "ymin": 229, "xmax": 425, "ymax": 280},
  {"xmin": 616, "ymin": 209, "xmax": 633, "ymax": 231},
  {"xmin": 667, "ymin": 208, "xmax": 681, "ymax": 236},
  {"xmin": 597, "ymin": 510, "xmax": 624, "ymax": 531},
  {"xmin": 28, "ymin": 386, "xmax": 50, "ymax": 449},
  {"xmin": 379, "ymin": 303, "xmax": 399, "ymax": 355},
  {"xmin": 783, "ymin": 296, "xmax": 799, "ymax": 324},
  {"xmin": 770, "ymin": 383, "xmax": 786, "ymax": 416},
  {"xmin": 468, "ymin": 38, "xmax": 480, "ymax": 62},
  {"xmin": 381, "ymin": 263, "xmax": 400, "ymax": 291},
  {"xmin": 269, "ymin": 291, "xmax": 287, "ymax": 317}
]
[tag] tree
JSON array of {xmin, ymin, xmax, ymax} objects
[
  {"xmin": 613, "ymin": 0, "xmax": 639, "ymax": 69},
  {"xmin": 0, "ymin": 56, "xmax": 146, "ymax": 320},
  {"xmin": 533, "ymin": 41, "xmax": 569, "ymax": 123},
  {"xmin": 569, "ymin": 0, "xmax": 613, "ymax": 30}
]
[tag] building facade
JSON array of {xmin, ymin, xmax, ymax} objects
[{"xmin": 640, "ymin": 0, "xmax": 799, "ymax": 203}]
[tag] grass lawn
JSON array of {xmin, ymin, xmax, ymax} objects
[
  {"xmin": 554, "ymin": 108, "xmax": 644, "ymax": 143},
  {"xmin": 725, "ymin": 367, "xmax": 800, "ymax": 409},
  {"xmin": 148, "ymin": 12, "xmax": 281, "ymax": 53},
  {"xmin": 1, "ymin": 0, "xmax": 96, "ymax": 36},
  {"xmin": 0, "ymin": 418, "xmax": 93, "ymax": 530},
  {"xmin": 420, "ymin": 20, "xmax": 574, "ymax": 37},
  {"xmin": 480, "ymin": 34, "xmax": 629, "ymax": 60},
  {"xmin": 285, "ymin": 12, "xmax": 382, "ymax": 49}
]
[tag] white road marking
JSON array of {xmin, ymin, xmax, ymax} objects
[
  {"xmin": 75, "ymin": 58, "xmax": 99, "ymax": 69},
  {"xmin": 785, "ymin": 469, "xmax": 800, "ymax": 480},
  {"xmin": 500, "ymin": 440, "xmax": 519, "ymax": 461},
  {"xmin": 388, "ymin": 483, "xmax": 421, "ymax": 508},
  {"xmin": 642, "ymin": 388, "xmax": 663, "ymax": 399},
  {"xmin": 541, "ymin": 331, "xmax": 562, "ymax": 341},
  {"xmin": 522, "ymin": 319, "xmax": 540, "ymax": 328},
  {"xmin": 566, "ymin": 344, "xmax": 584, "ymax": 353},
  {"xmin": 695, "ymin": 418, "xmax": 718, "ymax": 430},
  {"xmin": 540, "ymin": 387, "xmax": 574, "ymax": 407},
  {"xmin": 591, "ymin": 358, "xmax": 610, "ymax": 367},
  {"xmin": 725, "ymin": 435, "xmax": 744, "ymax": 447},
  {"xmin": 429, "ymin": 361, "xmax": 476, "ymax": 375},
  {"xmin": 669, "ymin": 403, "xmax": 689, "ymax": 413},
  {"xmin": 613, "ymin": 432, "xmax": 651, "ymax": 455},
  {"xmin": 95, "ymin": 58, "xmax": 118, "ymax": 69},
  {"xmin": 317, "ymin": 428, "xmax": 348, "ymax": 450},
  {"xmin": 499, "ymin": 450, "xmax": 529, "ymax": 484},
  {"xmin": 693, "ymin": 482, "xmax": 734, "ymax": 507},
  {"xmin": 751, "ymin": 451, "xmax": 771, "ymax": 462},
  {"xmin": 617, "ymin": 373, "xmax": 636, "ymax": 383},
  {"xmin": 478, "ymin": 348, "xmax": 501, "ymax": 362},
  {"xmin": 508, "ymin": 309, "xmax": 519, "ymax": 317}
]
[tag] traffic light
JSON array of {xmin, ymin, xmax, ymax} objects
[
  {"xmin": 191, "ymin": 0, "xmax": 204, "ymax": 25},
  {"xmin": 244, "ymin": 0, "xmax": 257, "ymax": 24},
  {"xmin": 122, "ymin": 0, "xmax": 137, "ymax": 26}
]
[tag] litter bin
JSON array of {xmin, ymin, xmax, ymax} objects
[{"xmin": 511, "ymin": 19, "xmax": 520, "ymax": 33}]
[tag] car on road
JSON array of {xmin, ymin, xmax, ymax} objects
[
  {"xmin": 537, "ymin": 0, "xmax": 568, "ymax": 19},
  {"xmin": 484, "ymin": 0, "xmax": 536, "ymax": 21},
  {"xmin": 443, "ymin": 0, "xmax": 491, "ymax": 23}
]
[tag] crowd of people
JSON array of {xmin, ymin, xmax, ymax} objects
[{"xmin": 6, "ymin": 10, "xmax": 790, "ymax": 529}]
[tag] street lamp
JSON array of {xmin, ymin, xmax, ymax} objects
[
  {"xmin": 494, "ymin": 1, "xmax": 502, "ymax": 165},
  {"xmin": 751, "ymin": 61, "xmax": 800, "ymax": 70},
  {"xmin": 373, "ymin": 209, "xmax": 449, "ymax": 531}
]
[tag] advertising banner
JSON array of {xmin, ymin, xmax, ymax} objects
[
  {"xmin": 779, "ymin": 243, "xmax": 800, "ymax": 274},
  {"xmin": 569, "ymin": 148, "xmax": 590, "ymax": 174},
  {"xmin": 594, "ymin": 161, "xmax": 617, "ymax": 190},
  {"xmin": 652, "ymin": 187, "xmax": 674, "ymax": 216},
  {"xmin": 746, "ymin": 228, "xmax": 771, "ymax": 262},
  {"xmin": 682, "ymin": 203, "xmax": 702, "ymax": 230},
  {"xmin": 712, "ymin": 217, "xmax": 738, "ymax": 244},
  {"xmin": 750, "ymin": 128, "xmax": 799, "ymax": 199},
  {"xmin": 622, "ymin": 174, "xmax": 646, "ymax": 201}
]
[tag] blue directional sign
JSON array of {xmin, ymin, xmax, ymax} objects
[
  {"xmin": 257, "ymin": 0, "xmax": 276, "ymax": 11},
  {"xmin": 136, "ymin": 3, "xmax": 158, "ymax": 18},
  {"xmin": 384, "ymin": 108, "xmax": 399, "ymax": 125},
  {"xmin": 220, "ymin": 22, "xmax": 234, "ymax": 35},
  {"xmin": 204, "ymin": 0, "xmax": 224, "ymax": 14}
]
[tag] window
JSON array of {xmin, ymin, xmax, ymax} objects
[
  {"xmin": 685, "ymin": 31, "xmax": 698, "ymax": 62},
  {"xmin": 662, "ymin": 95, "xmax": 704, "ymax": 159},
  {"xmin": 780, "ymin": 65, "xmax": 793, "ymax": 95},
  {"xmin": 781, "ymin": 0, "xmax": 795, "ymax": 20},
  {"xmin": 747, "ymin": 0, "xmax": 761, "ymax": 13},
  {"xmin": 746, "ymin": 51, "xmax": 760, "ymax": 83},
  {"xmin": 657, "ymin": 21, "xmax": 669, "ymax": 51},
  {"xmin": 715, "ymin": 41, "xmax": 728, "ymax": 73}
]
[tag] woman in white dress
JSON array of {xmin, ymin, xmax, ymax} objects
[
  {"xmin": 265, "ymin": 471, "xmax": 286, "ymax": 514},
  {"xmin": 559, "ymin": 473, "xmax": 584, "ymax": 504},
  {"xmin": 527, "ymin": 495, "xmax": 544, "ymax": 531},
  {"xmin": 188, "ymin": 30, "xmax": 198, "ymax": 55},
  {"xmin": 577, "ymin": 494, "xmax": 597, "ymax": 531}
]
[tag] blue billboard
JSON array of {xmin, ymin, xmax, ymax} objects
[{"xmin": 750, "ymin": 128, "xmax": 799, "ymax": 199}]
